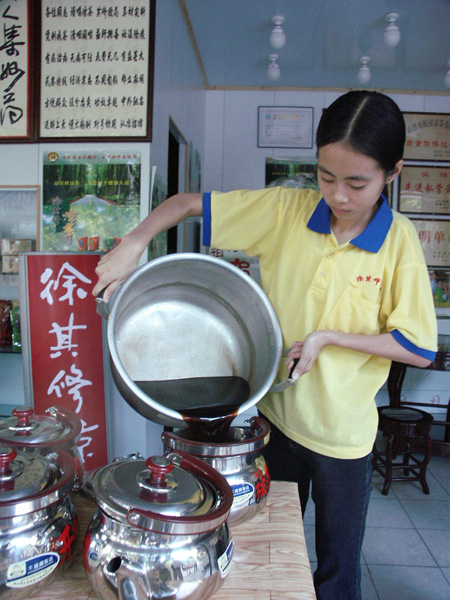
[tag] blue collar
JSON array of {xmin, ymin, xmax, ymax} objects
[{"xmin": 307, "ymin": 195, "xmax": 393, "ymax": 253}]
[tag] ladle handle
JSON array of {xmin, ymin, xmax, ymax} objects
[
  {"xmin": 95, "ymin": 288, "xmax": 110, "ymax": 319},
  {"xmin": 288, "ymin": 357, "xmax": 299, "ymax": 380}
]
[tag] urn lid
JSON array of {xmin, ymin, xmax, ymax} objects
[{"xmin": 92, "ymin": 451, "xmax": 233, "ymax": 535}]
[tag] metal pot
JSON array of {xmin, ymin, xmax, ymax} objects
[
  {"xmin": 83, "ymin": 451, "xmax": 234, "ymax": 600},
  {"xmin": 0, "ymin": 446, "xmax": 77, "ymax": 600},
  {"xmin": 0, "ymin": 405, "xmax": 83, "ymax": 491},
  {"xmin": 162, "ymin": 416, "xmax": 271, "ymax": 526},
  {"xmin": 96, "ymin": 253, "xmax": 282, "ymax": 428}
]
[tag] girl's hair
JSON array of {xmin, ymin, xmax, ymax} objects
[{"xmin": 316, "ymin": 91, "xmax": 405, "ymax": 174}]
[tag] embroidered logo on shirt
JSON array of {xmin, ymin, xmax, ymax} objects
[{"xmin": 356, "ymin": 275, "xmax": 382, "ymax": 286}]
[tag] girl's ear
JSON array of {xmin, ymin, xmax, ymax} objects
[{"xmin": 387, "ymin": 159, "xmax": 404, "ymax": 183}]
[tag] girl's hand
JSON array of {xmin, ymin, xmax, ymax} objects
[
  {"xmin": 286, "ymin": 331, "xmax": 331, "ymax": 380},
  {"xmin": 92, "ymin": 235, "xmax": 145, "ymax": 302}
]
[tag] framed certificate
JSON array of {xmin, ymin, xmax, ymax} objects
[
  {"xmin": 37, "ymin": 0, "xmax": 155, "ymax": 141},
  {"xmin": 0, "ymin": 0, "xmax": 35, "ymax": 142},
  {"xmin": 404, "ymin": 113, "xmax": 450, "ymax": 161},
  {"xmin": 399, "ymin": 165, "xmax": 450, "ymax": 214},
  {"xmin": 412, "ymin": 219, "xmax": 450, "ymax": 267},
  {"xmin": 258, "ymin": 106, "xmax": 314, "ymax": 149}
]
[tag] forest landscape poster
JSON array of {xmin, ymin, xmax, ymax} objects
[{"xmin": 42, "ymin": 150, "xmax": 141, "ymax": 251}]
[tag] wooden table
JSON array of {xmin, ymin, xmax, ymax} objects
[{"xmin": 33, "ymin": 481, "xmax": 316, "ymax": 600}]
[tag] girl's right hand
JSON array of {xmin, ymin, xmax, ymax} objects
[{"xmin": 92, "ymin": 235, "xmax": 145, "ymax": 302}]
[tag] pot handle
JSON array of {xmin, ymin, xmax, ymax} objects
[
  {"xmin": 248, "ymin": 415, "xmax": 271, "ymax": 443},
  {"xmin": 95, "ymin": 288, "xmax": 110, "ymax": 319},
  {"xmin": 126, "ymin": 451, "xmax": 233, "ymax": 535},
  {"xmin": 46, "ymin": 405, "xmax": 82, "ymax": 442}
]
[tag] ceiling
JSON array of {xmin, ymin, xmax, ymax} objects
[{"xmin": 182, "ymin": 0, "xmax": 450, "ymax": 94}]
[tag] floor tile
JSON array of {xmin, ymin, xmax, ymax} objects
[
  {"xmin": 361, "ymin": 564, "xmax": 379, "ymax": 600},
  {"xmin": 389, "ymin": 471, "xmax": 449, "ymax": 500},
  {"xmin": 427, "ymin": 456, "xmax": 450, "ymax": 495},
  {"xmin": 400, "ymin": 500, "xmax": 450, "ymax": 530},
  {"xmin": 366, "ymin": 498, "xmax": 413, "ymax": 529},
  {"xmin": 443, "ymin": 568, "xmax": 450, "ymax": 585},
  {"xmin": 419, "ymin": 529, "xmax": 450, "ymax": 567},
  {"xmin": 368, "ymin": 565, "xmax": 450, "ymax": 600},
  {"xmin": 302, "ymin": 499, "xmax": 315, "ymax": 525},
  {"xmin": 362, "ymin": 527, "xmax": 436, "ymax": 566},
  {"xmin": 304, "ymin": 524, "xmax": 316, "ymax": 562}
]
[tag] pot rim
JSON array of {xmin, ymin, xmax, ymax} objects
[
  {"xmin": 161, "ymin": 416, "xmax": 271, "ymax": 457},
  {"xmin": 105, "ymin": 253, "xmax": 282, "ymax": 426}
]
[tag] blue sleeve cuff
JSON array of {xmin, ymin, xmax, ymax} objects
[
  {"xmin": 391, "ymin": 329, "xmax": 437, "ymax": 362},
  {"xmin": 202, "ymin": 192, "xmax": 212, "ymax": 247}
]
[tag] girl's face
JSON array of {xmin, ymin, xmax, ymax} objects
[{"xmin": 317, "ymin": 142, "xmax": 402, "ymax": 227}]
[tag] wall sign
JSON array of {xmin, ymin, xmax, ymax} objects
[
  {"xmin": 412, "ymin": 219, "xmax": 450, "ymax": 267},
  {"xmin": 37, "ymin": 0, "xmax": 155, "ymax": 141},
  {"xmin": 399, "ymin": 165, "xmax": 450, "ymax": 214},
  {"xmin": 404, "ymin": 113, "xmax": 450, "ymax": 161},
  {"xmin": 0, "ymin": 0, "xmax": 34, "ymax": 142},
  {"xmin": 258, "ymin": 106, "xmax": 314, "ymax": 149},
  {"xmin": 20, "ymin": 252, "xmax": 108, "ymax": 471}
]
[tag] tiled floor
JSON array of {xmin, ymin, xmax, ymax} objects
[{"xmin": 303, "ymin": 437, "xmax": 450, "ymax": 599}]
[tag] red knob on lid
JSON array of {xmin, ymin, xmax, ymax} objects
[
  {"xmin": 0, "ymin": 446, "xmax": 17, "ymax": 475},
  {"xmin": 12, "ymin": 406, "xmax": 34, "ymax": 427},
  {"xmin": 146, "ymin": 456, "xmax": 174, "ymax": 487}
]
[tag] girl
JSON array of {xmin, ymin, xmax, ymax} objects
[{"xmin": 93, "ymin": 91, "xmax": 437, "ymax": 600}]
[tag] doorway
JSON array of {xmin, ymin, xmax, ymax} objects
[{"xmin": 167, "ymin": 119, "xmax": 187, "ymax": 254}]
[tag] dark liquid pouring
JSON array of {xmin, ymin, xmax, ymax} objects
[{"xmin": 134, "ymin": 376, "xmax": 251, "ymax": 442}]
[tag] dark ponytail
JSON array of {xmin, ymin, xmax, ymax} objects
[{"xmin": 316, "ymin": 91, "xmax": 405, "ymax": 175}]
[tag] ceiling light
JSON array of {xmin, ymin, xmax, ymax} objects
[
  {"xmin": 267, "ymin": 53, "xmax": 281, "ymax": 81},
  {"xmin": 270, "ymin": 15, "xmax": 286, "ymax": 49},
  {"xmin": 384, "ymin": 12, "xmax": 400, "ymax": 48},
  {"xmin": 357, "ymin": 56, "xmax": 371, "ymax": 84},
  {"xmin": 445, "ymin": 61, "xmax": 450, "ymax": 89}
]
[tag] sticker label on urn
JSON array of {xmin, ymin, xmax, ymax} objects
[{"xmin": 6, "ymin": 552, "xmax": 59, "ymax": 588}]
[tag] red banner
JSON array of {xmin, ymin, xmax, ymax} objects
[{"xmin": 24, "ymin": 253, "xmax": 107, "ymax": 471}]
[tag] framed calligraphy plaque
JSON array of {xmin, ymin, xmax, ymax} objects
[
  {"xmin": 399, "ymin": 165, "xmax": 450, "ymax": 215},
  {"xmin": 19, "ymin": 252, "xmax": 109, "ymax": 471},
  {"xmin": 404, "ymin": 113, "xmax": 450, "ymax": 161},
  {"xmin": 0, "ymin": 0, "xmax": 35, "ymax": 142},
  {"xmin": 411, "ymin": 219, "xmax": 450, "ymax": 267},
  {"xmin": 37, "ymin": 0, "xmax": 155, "ymax": 141}
]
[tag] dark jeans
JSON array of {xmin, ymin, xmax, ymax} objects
[{"xmin": 261, "ymin": 417, "xmax": 372, "ymax": 600}]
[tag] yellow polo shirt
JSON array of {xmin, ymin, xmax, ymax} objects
[{"xmin": 202, "ymin": 187, "xmax": 437, "ymax": 459}]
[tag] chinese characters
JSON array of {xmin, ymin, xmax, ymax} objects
[
  {"xmin": 40, "ymin": 0, "xmax": 151, "ymax": 138},
  {"xmin": 0, "ymin": 0, "xmax": 28, "ymax": 137}
]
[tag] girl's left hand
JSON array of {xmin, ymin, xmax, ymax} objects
[{"xmin": 286, "ymin": 331, "xmax": 330, "ymax": 380}]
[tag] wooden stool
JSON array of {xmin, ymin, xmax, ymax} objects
[{"xmin": 372, "ymin": 406, "xmax": 433, "ymax": 495}]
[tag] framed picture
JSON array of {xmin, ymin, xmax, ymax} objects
[
  {"xmin": 265, "ymin": 156, "xmax": 318, "ymax": 189},
  {"xmin": 258, "ymin": 106, "xmax": 314, "ymax": 149},
  {"xmin": 0, "ymin": 186, "xmax": 40, "ymax": 257},
  {"xmin": 429, "ymin": 267, "xmax": 450, "ymax": 313},
  {"xmin": 0, "ymin": 0, "xmax": 36, "ymax": 142},
  {"xmin": 412, "ymin": 219, "xmax": 450, "ymax": 267},
  {"xmin": 403, "ymin": 113, "xmax": 450, "ymax": 161},
  {"xmin": 41, "ymin": 149, "xmax": 141, "ymax": 251},
  {"xmin": 36, "ymin": 0, "xmax": 155, "ymax": 141},
  {"xmin": 399, "ymin": 165, "xmax": 450, "ymax": 214}
]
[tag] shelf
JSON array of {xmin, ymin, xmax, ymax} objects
[{"xmin": 0, "ymin": 346, "xmax": 21, "ymax": 354}]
